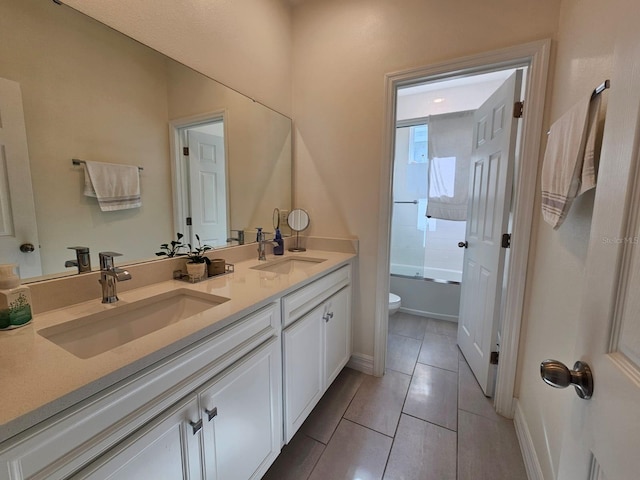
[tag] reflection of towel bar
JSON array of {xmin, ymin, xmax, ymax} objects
[
  {"xmin": 72, "ymin": 158, "xmax": 144, "ymax": 171},
  {"xmin": 394, "ymin": 200, "xmax": 418, "ymax": 204},
  {"xmin": 547, "ymin": 80, "xmax": 610, "ymax": 135}
]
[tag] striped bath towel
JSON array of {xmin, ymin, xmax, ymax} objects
[
  {"xmin": 541, "ymin": 94, "xmax": 601, "ymax": 229},
  {"xmin": 84, "ymin": 161, "xmax": 141, "ymax": 212}
]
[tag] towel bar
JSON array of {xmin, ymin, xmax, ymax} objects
[
  {"xmin": 72, "ymin": 158, "xmax": 144, "ymax": 171},
  {"xmin": 546, "ymin": 80, "xmax": 610, "ymax": 135}
]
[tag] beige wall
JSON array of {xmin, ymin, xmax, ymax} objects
[
  {"xmin": 166, "ymin": 63, "xmax": 292, "ymax": 234},
  {"xmin": 0, "ymin": 0, "xmax": 174, "ymax": 275},
  {"xmin": 517, "ymin": 0, "xmax": 626, "ymax": 478},
  {"xmin": 291, "ymin": 0, "xmax": 559, "ymax": 359},
  {"xmin": 63, "ymin": 0, "xmax": 293, "ymax": 117}
]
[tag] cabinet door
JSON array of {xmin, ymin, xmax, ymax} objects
[
  {"xmin": 200, "ymin": 338, "xmax": 282, "ymax": 480},
  {"xmin": 282, "ymin": 303, "xmax": 324, "ymax": 443},
  {"xmin": 70, "ymin": 394, "xmax": 203, "ymax": 480},
  {"xmin": 324, "ymin": 286, "xmax": 352, "ymax": 387}
]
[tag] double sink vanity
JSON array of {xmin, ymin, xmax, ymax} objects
[{"xmin": 0, "ymin": 246, "xmax": 356, "ymax": 480}]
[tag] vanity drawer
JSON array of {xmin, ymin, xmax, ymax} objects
[
  {"xmin": 0, "ymin": 302, "xmax": 279, "ymax": 480},
  {"xmin": 282, "ymin": 264, "xmax": 351, "ymax": 327}
]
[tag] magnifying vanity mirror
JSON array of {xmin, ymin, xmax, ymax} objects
[
  {"xmin": 287, "ymin": 209, "xmax": 310, "ymax": 252},
  {"xmin": 0, "ymin": 0, "xmax": 292, "ymax": 282}
]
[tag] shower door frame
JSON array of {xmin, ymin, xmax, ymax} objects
[{"xmin": 375, "ymin": 39, "xmax": 551, "ymax": 418}]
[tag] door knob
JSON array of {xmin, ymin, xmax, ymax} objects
[
  {"xmin": 20, "ymin": 243, "xmax": 35, "ymax": 253},
  {"xmin": 458, "ymin": 241, "xmax": 468, "ymax": 248},
  {"xmin": 540, "ymin": 359, "xmax": 593, "ymax": 399}
]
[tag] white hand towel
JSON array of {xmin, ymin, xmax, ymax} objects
[
  {"xmin": 541, "ymin": 94, "xmax": 601, "ymax": 229},
  {"xmin": 84, "ymin": 161, "xmax": 141, "ymax": 212}
]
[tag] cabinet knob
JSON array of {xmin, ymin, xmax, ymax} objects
[
  {"xmin": 205, "ymin": 407, "xmax": 218, "ymax": 421},
  {"xmin": 189, "ymin": 419, "xmax": 203, "ymax": 435}
]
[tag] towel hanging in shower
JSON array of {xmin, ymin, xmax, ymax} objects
[{"xmin": 426, "ymin": 111, "xmax": 474, "ymax": 221}]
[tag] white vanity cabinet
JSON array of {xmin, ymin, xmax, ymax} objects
[
  {"xmin": 69, "ymin": 394, "xmax": 204, "ymax": 480},
  {"xmin": 282, "ymin": 264, "xmax": 352, "ymax": 442},
  {"xmin": 0, "ymin": 303, "xmax": 281, "ymax": 480},
  {"xmin": 71, "ymin": 337, "xmax": 281, "ymax": 480}
]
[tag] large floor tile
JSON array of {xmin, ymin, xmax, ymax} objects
[
  {"xmin": 388, "ymin": 312, "xmax": 427, "ymax": 340},
  {"xmin": 386, "ymin": 333, "xmax": 421, "ymax": 375},
  {"xmin": 262, "ymin": 431, "xmax": 324, "ymax": 480},
  {"xmin": 425, "ymin": 318, "xmax": 458, "ymax": 338},
  {"xmin": 403, "ymin": 363, "xmax": 458, "ymax": 431},
  {"xmin": 301, "ymin": 367, "xmax": 365, "ymax": 444},
  {"xmin": 418, "ymin": 333, "xmax": 460, "ymax": 372},
  {"xmin": 344, "ymin": 369, "xmax": 411, "ymax": 437},
  {"xmin": 458, "ymin": 357, "xmax": 501, "ymax": 420},
  {"xmin": 458, "ymin": 410, "xmax": 528, "ymax": 480},
  {"xmin": 383, "ymin": 414, "xmax": 457, "ymax": 480},
  {"xmin": 308, "ymin": 419, "xmax": 392, "ymax": 480}
]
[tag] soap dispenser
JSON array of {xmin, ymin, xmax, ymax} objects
[
  {"xmin": 0, "ymin": 264, "xmax": 33, "ymax": 330},
  {"xmin": 274, "ymin": 228, "xmax": 284, "ymax": 256}
]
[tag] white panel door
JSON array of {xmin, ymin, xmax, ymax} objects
[
  {"xmin": 283, "ymin": 303, "xmax": 324, "ymax": 442},
  {"xmin": 458, "ymin": 70, "xmax": 522, "ymax": 395},
  {"xmin": 555, "ymin": 24, "xmax": 640, "ymax": 480},
  {"xmin": 324, "ymin": 286, "xmax": 351, "ymax": 387},
  {"xmin": 187, "ymin": 130, "xmax": 227, "ymax": 247},
  {"xmin": 70, "ymin": 394, "xmax": 203, "ymax": 480},
  {"xmin": 0, "ymin": 78, "xmax": 41, "ymax": 278},
  {"xmin": 200, "ymin": 338, "xmax": 282, "ymax": 480}
]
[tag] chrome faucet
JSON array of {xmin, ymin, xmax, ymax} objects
[
  {"xmin": 227, "ymin": 229, "xmax": 245, "ymax": 245},
  {"xmin": 98, "ymin": 252, "xmax": 131, "ymax": 303},
  {"xmin": 256, "ymin": 228, "xmax": 276, "ymax": 261},
  {"xmin": 65, "ymin": 246, "xmax": 92, "ymax": 273}
]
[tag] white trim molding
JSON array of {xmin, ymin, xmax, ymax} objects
[
  {"xmin": 374, "ymin": 39, "xmax": 551, "ymax": 419},
  {"xmin": 347, "ymin": 353, "xmax": 374, "ymax": 375},
  {"xmin": 514, "ymin": 400, "xmax": 544, "ymax": 480}
]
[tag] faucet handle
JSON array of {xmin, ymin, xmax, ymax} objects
[
  {"xmin": 99, "ymin": 251, "xmax": 123, "ymax": 269},
  {"xmin": 99, "ymin": 251, "xmax": 123, "ymax": 258},
  {"xmin": 68, "ymin": 246, "xmax": 90, "ymax": 254}
]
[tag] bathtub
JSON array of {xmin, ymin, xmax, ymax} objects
[{"xmin": 390, "ymin": 263, "xmax": 461, "ymax": 322}]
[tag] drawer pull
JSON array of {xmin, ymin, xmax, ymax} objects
[
  {"xmin": 189, "ymin": 419, "xmax": 203, "ymax": 435},
  {"xmin": 205, "ymin": 407, "xmax": 218, "ymax": 421},
  {"xmin": 323, "ymin": 312, "xmax": 334, "ymax": 322}
]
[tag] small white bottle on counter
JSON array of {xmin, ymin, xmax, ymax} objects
[{"xmin": 0, "ymin": 264, "xmax": 33, "ymax": 330}]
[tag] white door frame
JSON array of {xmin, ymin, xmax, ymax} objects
[
  {"xmin": 169, "ymin": 110, "xmax": 229, "ymax": 241},
  {"xmin": 374, "ymin": 39, "xmax": 551, "ymax": 417}
]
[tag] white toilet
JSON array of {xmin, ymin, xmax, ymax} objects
[{"xmin": 389, "ymin": 293, "xmax": 401, "ymax": 316}]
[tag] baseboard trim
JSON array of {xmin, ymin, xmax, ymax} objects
[
  {"xmin": 514, "ymin": 399, "xmax": 544, "ymax": 480},
  {"xmin": 398, "ymin": 307, "xmax": 458, "ymax": 323},
  {"xmin": 347, "ymin": 353, "xmax": 374, "ymax": 375}
]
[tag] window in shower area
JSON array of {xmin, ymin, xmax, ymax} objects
[{"xmin": 390, "ymin": 122, "xmax": 465, "ymax": 283}]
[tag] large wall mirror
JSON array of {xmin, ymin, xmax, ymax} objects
[{"xmin": 0, "ymin": 0, "xmax": 292, "ymax": 282}]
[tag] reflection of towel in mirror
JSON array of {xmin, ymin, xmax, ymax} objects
[
  {"xmin": 541, "ymin": 94, "xmax": 601, "ymax": 229},
  {"xmin": 83, "ymin": 161, "xmax": 141, "ymax": 212}
]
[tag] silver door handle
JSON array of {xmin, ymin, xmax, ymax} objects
[
  {"xmin": 20, "ymin": 243, "xmax": 35, "ymax": 253},
  {"xmin": 540, "ymin": 359, "xmax": 593, "ymax": 399},
  {"xmin": 189, "ymin": 419, "xmax": 203, "ymax": 435}
]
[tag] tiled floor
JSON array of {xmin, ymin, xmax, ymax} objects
[{"xmin": 263, "ymin": 312, "xmax": 527, "ymax": 480}]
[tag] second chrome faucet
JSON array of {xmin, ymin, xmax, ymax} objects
[{"xmin": 98, "ymin": 252, "xmax": 131, "ymax": 303}]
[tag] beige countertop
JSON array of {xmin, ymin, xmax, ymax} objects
[{"xmin": 0, "ymin": 249, "xmax": 355, "ymax": 445}]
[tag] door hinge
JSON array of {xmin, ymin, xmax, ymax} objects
[
  {"xmin": 513, "ymin": 101, "xmax": 524, "ymax": 118},
  {"xmin": 490, "ymin": 351, "xmax": 499, "ymax": 365},
  {"xmin": 501, "ymin": 233, "xmax": 511, "ymax": 249},
  {"xmin": 186, "ymin": 217, "xmax": 192, "ymax": 226},
  {"xmin": 183, "ymin": 147, "xmax": 190, "ymax": 156}
]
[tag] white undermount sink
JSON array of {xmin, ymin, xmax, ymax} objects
[
  {"xmin": 250, "ymin": 257, "xmax": 327, "ymax": 274},
  {"xmin": 38, "ymin": 289, "xmax": 230, "ymax": 359}
]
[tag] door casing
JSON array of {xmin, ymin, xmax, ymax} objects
[{"xmin": 375, "ymin": 39, "xmax": 551, "ymax": 418}]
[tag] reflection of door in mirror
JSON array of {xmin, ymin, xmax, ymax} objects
[
  {"xmin": 178, "ymin": 120, "xmax": 228, "ymax": 249},
  {"xmin": 0, "ymin": 78, "xmax": 42, "ymax": 278}
]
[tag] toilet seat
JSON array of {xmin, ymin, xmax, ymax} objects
[
  {"xmin": 389, "ymin": 293, "xmax": 401, "ymax": 307},
  {"xmin": 389, "ymin": 293, "xmax": 401, "ymax": 315}
]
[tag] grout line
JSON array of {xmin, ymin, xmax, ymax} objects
[{"xmin": 400, "ymin": 411, "xmax": 459, "ymax": 434}]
